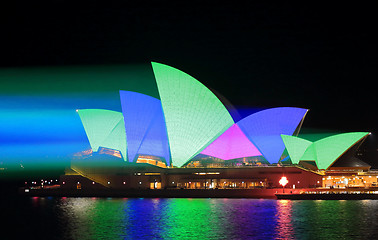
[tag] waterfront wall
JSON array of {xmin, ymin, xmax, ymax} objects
[{"xmin": 20, "ymin": 187, "xmax": 312, "ymax": 198}]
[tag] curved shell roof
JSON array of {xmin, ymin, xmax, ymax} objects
[
  {"xmin": 76, "ymin": 63, "xmax": 369, "ymax": 169},
  {"xmin": 281, "ymin": 132, "xmax": 369, "ymax": 169},
  {"xmin": 281, "ymin": 135, "xmax": 312, "ymax": 164},
  {"xmin": 152, "ymin": 62, "xmax": 234, "ymax": 167},
  {"xmin": 311, "ymin": 132, "xmax": 369, "ymax": 169},
  {"xmin": 201, "ymin": 124, "xmax": 261, "ymax": 160},
  {"xmin": 237, "ymin": 107, "xmax": 308, "ymax": 163},
  {"xmin": 119, "ymin": 91, "xmax": 170, "ymax": 165},
  {"xmin": 77, "ymin": 109, "xmax": 127, "ymax": 160}
]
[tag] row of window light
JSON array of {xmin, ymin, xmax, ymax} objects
[
  {"xmin": 61, "ymin": 181, "xmax": 177, "ymax": 185},
  {"xmin": 62, "ymin": 181, "xmax": 128, "ymax": 185},
  {"xmin": 25, "ymin": 179, "xmax": 59, "ymax": 185},
  {"xmin": 62, "ymin": 181, "xmax": 175, "ymax": 185},
  {"xmin": 324, "ymin": 176, "xmax": 375, "ymax": 180}
]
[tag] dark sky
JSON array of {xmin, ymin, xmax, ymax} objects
[{"xmin": 1, "ymin": 2, "xmax": 377, "ymax": 165}]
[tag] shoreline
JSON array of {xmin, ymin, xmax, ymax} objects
[
  {"xmin": 19, "ymin": 187, "xmax": 378, "ymax": 200},
  {"xmin": 20, "ymin": 188, "xmax": 289, "ymax": 199},
  {"xmin": 276, "ymin": 193, "xmax": 378, "ymax": 200}
]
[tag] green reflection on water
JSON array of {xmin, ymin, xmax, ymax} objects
[
  {"xmin": 161, "ymin": 199, "xmax": 218, "ymax": 239},
  {"xmin": 291, "ymin": 200, "xmax": 371, "ymax": 239},
  {"xmin": 60, "ymin": 198, "xmax": 126, "ymax": 240}
]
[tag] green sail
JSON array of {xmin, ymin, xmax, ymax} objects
[
  {"xmin": 77, "ymin": 109, "xmax": 127, "ymax": 160},
  {"xmin": 281, "ymin": 135, "xmax": 312, "ymax": 164},
  {"xmin": 312, "ymin": 132, "xmax": 369, "ymax": 170},
  {"xmin": 152, "ymin": 62, "xmax": 234, "ymax": 167}
]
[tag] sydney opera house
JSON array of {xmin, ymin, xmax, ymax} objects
[{"xmin": 58, "ymin": 62, "xmax": 374, "ymax": 196}]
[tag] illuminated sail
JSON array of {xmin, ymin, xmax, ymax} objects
[
  {"xmin": 281, "ymin": 135, "xmax": 312, "ymax": 164},
  {"xmin": 311, "ymin": 132, "xmax": 369, "ymax": 169},
  {"xmin": 152, "ymin": 62, "xmax": 234, "ymax": 166},
  {"xmin": 238, "ymin": 107, "xmax": 308, "ymax": 163},
  {"xmin": 77, "ymin": 109, "xmax": 126, "ymax": 160},
  {"xmin": 120, "ymin": 91, "xmax": 170, "ymax": 165},
  {"xmin": 201, "ymin": 124, "xmax": 261, "ymax": 160},
  {"xmin": 281, "ymin": 132, "xmax": 369, "ymax": 169}
]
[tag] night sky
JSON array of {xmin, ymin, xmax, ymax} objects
[{"xmin": 1, "ymin": 2, "xmax": 377, "ymax": 167}]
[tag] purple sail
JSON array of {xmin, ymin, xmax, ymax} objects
[{"xmin": 201, "ymin": 124, "xmax": 261, "ymax": 160}]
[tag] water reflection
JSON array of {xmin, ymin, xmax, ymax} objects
[
  {"xmin": 22, "ymin": 197, "xmax": 378, "ymax": 239},
  {"xmin": 275, "ymin": 200, "xmax": 294, "ymax": 239},
  {"xmin": 58, "ymin": 197, "xmax": 126, "ymax": 239}
]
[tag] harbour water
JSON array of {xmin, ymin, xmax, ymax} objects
[{"xmin": 2, "ymin": 197, "xmax": 378, "ymax": 239}]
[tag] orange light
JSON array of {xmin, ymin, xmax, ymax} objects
[{"xmin": 279, "ymin": 177, "xmax": 288, "ymax": 187}]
